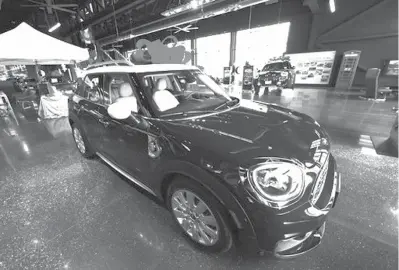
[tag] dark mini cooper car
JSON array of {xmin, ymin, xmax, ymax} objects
[{"xmin": 69, "ymin": 64, "xmax": 341, "ymax": 257}]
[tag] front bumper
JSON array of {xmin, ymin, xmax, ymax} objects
[
  {"xmin": 273, "ymin": 171, "xmax": 341, "ymax": 258},
  {"xmin": 240, "ymin": 155, "xmax": 341, "ymax": 257}
]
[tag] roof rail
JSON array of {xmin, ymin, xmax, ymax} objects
[
  {"xmin": 86, "ymin": 47, "xmax": 134, "ymax": 70},
  {"xmin": 86, "ymin": 60, "xmax": 131, "ymax": 70}
]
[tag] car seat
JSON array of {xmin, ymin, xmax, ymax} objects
[
  {"xmin": 152, "ymin": 78, "xmax": 179, "ymax": 112},
  {"xmin": 115, "ymin": 82, "xmax": 138, "ymax": 113}
]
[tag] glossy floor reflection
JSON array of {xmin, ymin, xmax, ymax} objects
[
  {"xmin": 0, "ymin": 92, "xmax": 398, "ymax": 269},
  {"xmin": 227, "ymin": 86, "xmax": 398, "ymax": 138}
]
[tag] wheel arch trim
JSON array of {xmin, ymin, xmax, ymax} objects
[{"xmin": 155, "ymin": 160, "xmax": 258, "ymax": 243}]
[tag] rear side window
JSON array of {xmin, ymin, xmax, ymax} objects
[{"xmin": 82, "ymin": 74, "xmax": 104, "ymax": 104}]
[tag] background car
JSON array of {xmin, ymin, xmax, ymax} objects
[{"xmin": 258, "ymin": 60, "xmax": 296, "ymax": 89}]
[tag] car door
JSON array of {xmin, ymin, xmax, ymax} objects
[
  {"xmin": 76, "ymin": 74, "xmax": 106, "ymax": 151},
  {"xmin": 96, "ymin": 73, "xmax": 156, "ymax": 180}
]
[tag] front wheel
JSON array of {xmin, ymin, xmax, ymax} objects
[
  {"xmin": 71, "ymin": 124, "xmax": 95, "ymax": 158},
  {"xmin": 166, "ymin": 176, "xmax": 233, "ymax": 253}
]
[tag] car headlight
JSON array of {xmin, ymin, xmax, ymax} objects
[
  {"xmin": 281, "ymin": 72, "xmax": 288, "ymax": 77},
  {"xmin": 249, "ymin": 162, "xmax": 305, "ymax": 208}
]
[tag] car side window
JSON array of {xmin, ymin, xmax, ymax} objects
[
  {"xmin": 82, "ymin": 74, "xmax": 103, "ymax": 104},
  {"xmin": 103, "ymin": 73, "xmax": 147, "ymax": 116},
  {"xmin": 103, "ymin": 73, "xmax": 133, "ymax": 105}
]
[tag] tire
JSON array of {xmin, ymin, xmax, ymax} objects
[
  {"xmin": 166, "ymin": 176, "xmax": 234, "ymax": 253},
  {"xmin": 71, "ymin": 123, "xmax": 95, "ymax": 158}
]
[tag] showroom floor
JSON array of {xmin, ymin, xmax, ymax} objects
[{"xmin": 0, "ymin": 88, "xmax": 397, "ymax": 269}]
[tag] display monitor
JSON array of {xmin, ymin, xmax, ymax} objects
[
  {"xmin": 383, "ymin": 60, "xmax": 398, "ymax": 76},
  {"xmin": 285, "ymin": 51, "xmax": 336, "ymax": 85}
]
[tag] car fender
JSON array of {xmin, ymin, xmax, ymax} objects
[{"xmin": 154, "ymin": 159, "xmax": 258, "ymax": 245}]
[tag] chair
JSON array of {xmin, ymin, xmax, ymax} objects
[{"xmin": 364, "ymin": 68, "xmax": 381, "ymax": 99}]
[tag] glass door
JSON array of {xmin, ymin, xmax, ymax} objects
[{"xmin": 236, "ymin": 22, "xmax": 291, "ymax": 72}]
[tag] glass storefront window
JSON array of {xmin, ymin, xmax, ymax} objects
[
  {"xmin": 196, "ymin": 33, "xmax": 231, "ymax": 79},
  {"xmin": 236, "ymin": 22, "xmax": 291, "ymax": 71}
]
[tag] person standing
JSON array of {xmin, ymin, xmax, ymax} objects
[{"xmin": 253, "ymin": 68, "xmax": 260, "ymax": 96}]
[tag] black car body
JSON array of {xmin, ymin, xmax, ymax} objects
[
  {"xmin": 69, "ymin": 64, "xmax": 341, "ymax": 257},
  {"xmin": 259, "ymin": 61, "xmax": 296, "ymax": 89}
]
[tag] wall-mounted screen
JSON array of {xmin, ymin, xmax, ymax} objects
[
  {"xmin": 285, "ymin": 51, "xmax": 336, "ymax": 85},
  {"xmin": 384, "ymin": 60, "xmax": 398, "ymax": 76}
]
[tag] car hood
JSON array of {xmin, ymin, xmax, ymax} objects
[{"xmin": 158, "ymin": 100, "xmax": 329, "ymax": 167}]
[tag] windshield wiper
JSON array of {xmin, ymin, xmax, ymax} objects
[
  {"xmin": 161, "ymin": 110, "xmax": 212, "ymax": 118},
  {"xmin": 214, "ymin": 98, "xmax": 238, "ymax": 111}
]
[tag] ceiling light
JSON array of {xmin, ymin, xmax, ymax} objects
[
  {"xmin": 161, "ymin": 0, "xmax": 217, "ymax": 17},
  {"xmin": 191, "ymin": 0, "xmax": 200, "ymax": 9},
  {"xmin": 329, "ymin": 0, "xmax": 336, "ymax": 13},
  {"xmin": 48, "ymin": 22, "xmax": 61, "ymax": 33}
]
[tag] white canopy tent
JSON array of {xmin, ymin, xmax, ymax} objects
[{"xmin": 0, "ymin": 22, "xmax": 89, "ymax": 65}]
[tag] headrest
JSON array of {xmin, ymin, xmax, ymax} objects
[
  {"xmin": 119, "ymin": 83, "xmax": 134, "ymax": 97},
  {"xmin": 155, "ymin": 78, "xmax": 167, "ymax": 91}
]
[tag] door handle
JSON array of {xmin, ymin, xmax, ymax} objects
[{"xmin": 98, "ymin": 118, "xmax": 110, "ymax": 127}]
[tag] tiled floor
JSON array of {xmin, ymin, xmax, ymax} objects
[{"xmin": 0, "ymin": 88, "xmax": 397, "ymax": 269}]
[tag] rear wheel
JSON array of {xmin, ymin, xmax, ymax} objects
[
  {"xmin": 71, "ymin": 124, "xmax": 95, "ymax": 158},
  {"xmin": 166, "ymin": 176, "xmax": 233, "ymax": 253}
]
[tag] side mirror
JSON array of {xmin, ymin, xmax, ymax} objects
[{"xmin": 108, "ymin": 102, "xmax": 133, "ymax": 120}]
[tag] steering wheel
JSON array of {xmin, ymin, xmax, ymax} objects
[{"xmin": 184, "ymin": 91, "xmax": 210, "ymax": 100}]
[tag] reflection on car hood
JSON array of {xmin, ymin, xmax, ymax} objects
[{"xmin": 159, "ymin": 100, "xmax": 328, "ymax": 166}]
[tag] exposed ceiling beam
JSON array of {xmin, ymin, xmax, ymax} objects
[
  {"xmin": 99, "ymin": 0, "xmax": 279, "ymax": 46},
  {"xmin": 62, "ymin": 0, "xmax": 148, "ymax": 37},
  {"xmin": 21, "ymin": 4, "xmax": 79, "ymax": 8},
  {"xmin": 94, "ymin": 0, "xmax": 105, "ymax": 9},
  {"xmin": 25, "ymin": 0, "xmax": 76, "ymax": 14},
  {"xmin": 46, "ymin": 0, "xmax": 53, "ymax": 14},
  {"xmin": 302, "ymin": 0, "xmax": 322, "ymax": 14}
]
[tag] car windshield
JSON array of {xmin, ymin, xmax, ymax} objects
[
  {"xmin": 139, "ymin": 70, "xmax": 235, "ymax": 118},
  {"xmin": 263, "ymin": 62, "xmax": 291, "ymax": 71}
]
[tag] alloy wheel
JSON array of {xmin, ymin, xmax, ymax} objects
[
  {"xmin": 171, "ymin": 189, "xmax": 220, "ymax": 246},
  {"xmin": 73, "ymin": 127, "xmax": 86, "ymax": 154}
]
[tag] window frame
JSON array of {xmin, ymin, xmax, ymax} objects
[
  {"xmin": 81, "ymin": 73, "xmax": 105, "ymax": 105},
  {"xmin": 101, "ymin": 72, "xmax": 152, "ymax": 118}
]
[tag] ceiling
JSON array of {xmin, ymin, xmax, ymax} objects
[
  {"xmin": 0, "ymin": 0, "xmax": 315, "ymax": 48},
  {"xmin": 0, "ymin": 0, "xmax": 187, "ymax": 39}
]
